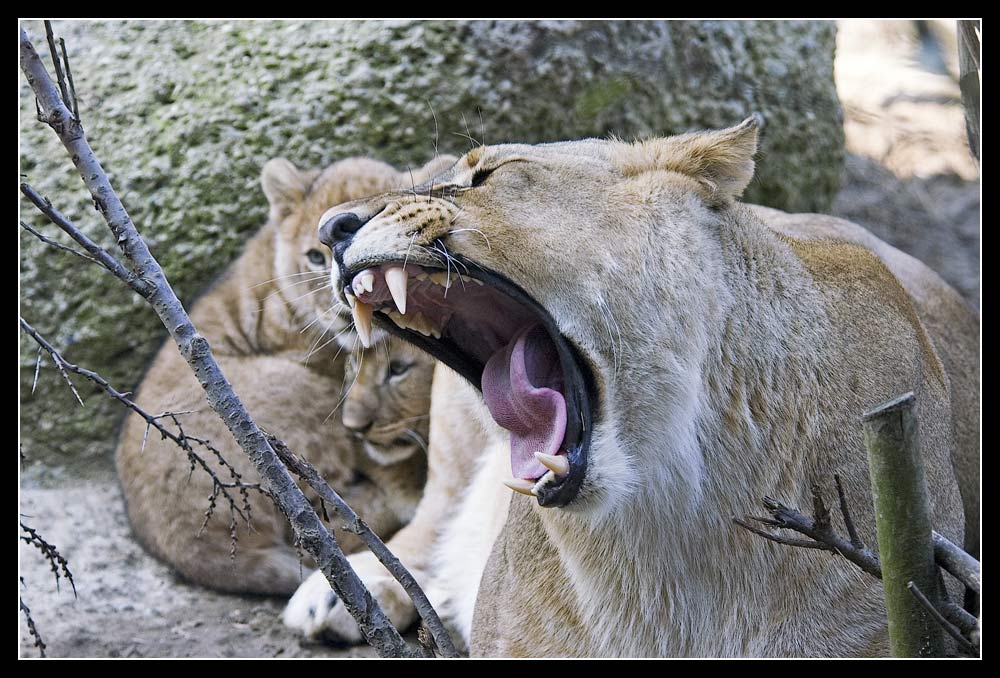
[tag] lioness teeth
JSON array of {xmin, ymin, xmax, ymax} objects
[
  {"xmin": 353, "ymin": 269, "xmax": 375, "ymax": 296},
  {"xmin": 429, "ymin": 271, "xmax": 452, "ymax": 289},
  {"xmin": 352, "ymin": 300, "xmax": 373, "ymax": 348},
  {"xmin": 385, "ymin": 309, "xmax": 441, "ymax": 339},
  {"xmin": 385, "ymin": 265, "xmax": 408, "ymax": 315},
  {"xmin": 534, "ymin": 452, "xmax": 569, "ymax": 476},
  {"xmin": 503, "ymin": 478, "xmax": 537, "ymax": 496}
]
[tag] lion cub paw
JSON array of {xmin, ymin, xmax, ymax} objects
[{"xmin": 283, "ymin": 569, "xmax": 365, "ymax": 644}]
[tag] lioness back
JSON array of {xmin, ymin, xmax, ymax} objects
[{"xmin": 115, "ymin": 155, "xmax": 450, "ymax": 595}]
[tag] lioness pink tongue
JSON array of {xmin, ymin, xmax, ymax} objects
[{"xmin": 482, "ymin": 323, "xmax": 567, "ymax": 480}]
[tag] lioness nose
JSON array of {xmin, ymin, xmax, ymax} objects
[{"xmin": 319, "ymin": 212, "xmax": 366, "ymax": 248}]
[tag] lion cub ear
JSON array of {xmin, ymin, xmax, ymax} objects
[
  {"xmin": 411, "ymin": 154, "xmax": 459, "ymax": 185},
  {"xmin": 261, "ymin": 158, "xmax": 312, "ymax": 220},
  {"xmin": 615, "ymin": 115, "xmax": 761, "ymax": 205}
]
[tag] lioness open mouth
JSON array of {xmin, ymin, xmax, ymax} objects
[{"xmin": 342, "ymin": 258, "xmax": 593, "ymax": 508}]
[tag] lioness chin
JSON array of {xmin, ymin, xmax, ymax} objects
[{"xmin": 288, "ymin": 118, "xmax": 978, "ymax": 656}]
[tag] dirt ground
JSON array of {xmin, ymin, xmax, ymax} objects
[{"xmin": 19, "ymin": 21, "xmax": 979, "ymax": 658}]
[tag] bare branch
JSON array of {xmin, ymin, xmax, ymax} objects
[
  {"xmin": 19, "ymin": 598, "xmax": 46, "ymax": 658},
  {"xmin": 732, "ymin": 517, "xmax": 832, "ymax": 551},
  {"xmin": 932, "ymin": 530, "xmax": 981, "ymax": 595},
  {"xmin": 737, "ymin": 483, "xmax": 980, "ymax": 652},
  {"xmin": 19, "ymin": 522, "xmax": 75, "ymax": 598},
  {"xmin": 748, "ymin": 493, "xmax": 883, "ymax": 578},
  {"xmin": 21, "ymin": 25, "xmax": 423, "ymax": 657},
  {"xmin": 833, "ymin": 474, "xmax": 863, "ymax": 549},
  {"xmin": 268, "ymin": 435, "xmax": 460, "ymax": 658},
  {"xmin": 20, "ymin": 183, "xmax": 151, "ymax": 296},
  {"xmin": 19, "ymin": 317, "xmax": 262, "ymax": 530},
  {"xmin": 907, "ymin": 582, "xmax": 976, "ymax": 655},
  {"xmin": 43, "ymin": 22, "xmax": 71, "ymax": 112},
  {"xmin": 57, "ymin": 37, "xmax": 79, "ymax": 120},
  {"xmin": 20, "ymin": 220, "xmax": 101, "ymax": 266}
]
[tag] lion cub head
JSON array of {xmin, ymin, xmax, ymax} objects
[
  {"xmin": 317, "ymin": 119, "xmax": 760, "ymax": 514},
  {"xmin": 260, "ymin": 155, "xmax": 455, "ymax": 339},
  {"xmin": 342, "ymin": 336, "xmax": 436, "ymax": 466}
]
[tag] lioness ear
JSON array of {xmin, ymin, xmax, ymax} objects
[
  {"xmin": 615, "ymin": 115, "xmax": 761, "ymax": 204},
  {"xmin": 411, "ymin": 155, "xmax": 459, "ymax": 184},
  {"xmin": 261, "ymin": 158, "xmax": 312, "ymax": 220}
]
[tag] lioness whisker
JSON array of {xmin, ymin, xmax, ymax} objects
[
  {"xmin": 248, "ymin": 270, "xmax": 328, "ymax": 289},
  {"xmin": 448, "ymin": 227, "xmax": 490, "ymax": 251},
  {"xmin": 402, "ymin": 428, "xmax": 429, "ymax": 456},
  {"xmin": 324, "ymin": 338, "xmax": 364, "ymax": 424}
]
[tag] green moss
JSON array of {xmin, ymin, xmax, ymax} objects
[{"xmin": 19, "ymin": 20, "xmax": 843, "ymax": 480}]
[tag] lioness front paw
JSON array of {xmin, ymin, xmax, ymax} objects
[{"xmin": 282, "ymin": 569, "xmax": 364, "ymax": 644}]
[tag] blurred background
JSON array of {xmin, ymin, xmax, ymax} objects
[{"xmin": 19, "ymin": 20, "xmax": 979, "ymax": 657}]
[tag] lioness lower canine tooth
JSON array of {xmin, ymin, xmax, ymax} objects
[
  {"xmin": 534, "ymin": 452, "xmax": 570, "ymax": 476},
  {"xmin": 503, "ymin": 478, "xmax": 537, "ymax": 496},
  {"xmin": 385, "ymin": 266, "xmax": 408, "ymax": 315},
  {"xmin": 352, "ymin": 300, "xmax": 373, "ymax": 348}
]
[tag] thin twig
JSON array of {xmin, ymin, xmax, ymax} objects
[
  {"xmin": 43, "ymin": 22, "xmax": 70, "ymax": 110},
  {"xmin": 56, "ymin": 37, "xmax": 78, "ymax": 120},
  {"xmin": 19, "ymin": 522, "xmax": 76, "ymax": 598},
  {"xmin": 20, "ymin": 220, "xmax": 101, "ymax": 266},
  {"xmin": 834, "ymin": 474, "xmax": 863, "ymax": 549},
  {"xmin": 732, "ymin": 517, "xmax": 832, "ymax": 550},
  {"xmin": 20, "ymin": 184, "xmax": 151, "ymax": 296},
  {"xmin": 907, "ymin": 582, "xmax": 976, "ymax": 654},
  {"xmin": 19, "ymin": 598, "xmax": 46, "ymax": 658}
]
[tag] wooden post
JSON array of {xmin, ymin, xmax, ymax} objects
[{"xmin": 863, "ymin": 392, "xmax": 945, "ymax": 657}]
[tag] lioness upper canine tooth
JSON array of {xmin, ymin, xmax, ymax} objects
[
  {"xmin": 385, "ymin": 266, "xmax": 408, "ymax": 315},
  {"xmin": 352, "ymin": 300, "xmax": 373, "ymax": 348},
  {"xmin": 345, "ymin": 290, "xmax": 357, "ymax": 309},
  {"xmin": 503, "ymin": 478, "xmax": 537, "ymax": 496},
  {"xmin": 535, "ymin": 452, "xmax": 570, "ymax": 476}
]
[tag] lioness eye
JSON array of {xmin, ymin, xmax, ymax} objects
[
  {"xmin": 306, "ymin": 249, "xmax": 327, "ymax": 266},
  {"xmin": 470, "ymin": 167, "xmax": 494, "ymax": 188},
  {"xmin": 388, "ymin": 360, "xmax": 412, "ymax": 378}
]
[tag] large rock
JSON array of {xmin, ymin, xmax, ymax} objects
[{"xmin": 19, "ymin": 20, "xmax": 843, "ymax": 477}]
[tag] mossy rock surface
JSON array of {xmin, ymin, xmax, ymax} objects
[{"xmin": 19, "ymin": 20, "xmax": 843, "ymax": 479}]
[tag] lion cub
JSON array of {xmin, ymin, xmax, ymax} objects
[{"xmin": 115, "ymin": 155, "xmax": 449, "ymax": 595}]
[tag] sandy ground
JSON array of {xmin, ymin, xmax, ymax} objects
[{"xmin": 20, "ymin": 20, "xmax": 979, "ymax": 658}]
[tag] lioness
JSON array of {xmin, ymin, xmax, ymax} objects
[
  {"xmin": 115, "ymin": 154, "xmax": 449, "ymax": 594},
  {"xmin": 287, "ymin": 119, "xmax": 978, "ymax": 656}
]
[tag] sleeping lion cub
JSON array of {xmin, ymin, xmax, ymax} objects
[
  {"xmin": 287, "ymin": 119, "xmax": 979, "ymax": 656},
  {"xmin": 115, "ymin": 154, "xmax": 449, "ymax": 595}
]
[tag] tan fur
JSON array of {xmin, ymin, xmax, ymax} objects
[
  {"xmin": 288, "ymin": 121, "xmax": 978, "ymax": 656},
  {"xmin": 115, "ymin": 155, "xmax": 447, "ymax": 595}
]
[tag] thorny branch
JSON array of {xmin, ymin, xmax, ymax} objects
[
  {"xmin": 20, "ymin": 317, "xmax": 261, "ymax": 535},
  {"xmin": 19, "ymin": 522, "xmax": 75, "ymax": 598},
  {"xmin": 19, "ymin": 597, "xmax": 46, "ymax": 658},
  {"xmin": 734, "ymin": 475, "xmax": 979, "ymax": 653},
  {"xmin": 21, "ymin": 23, "xmax": 455, "ymax": 657}
]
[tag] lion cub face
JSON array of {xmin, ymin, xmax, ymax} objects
[
  {"xmin": 342, "ymin": 336, "xmax": 436, "ymax": 466},
  {"xmin": 319, "ymin": 120, "xmax": 760, "ymax": 514},
  {"xmin": 262, "ymin": 157, "xmax": 427, "ymax": 337}
]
